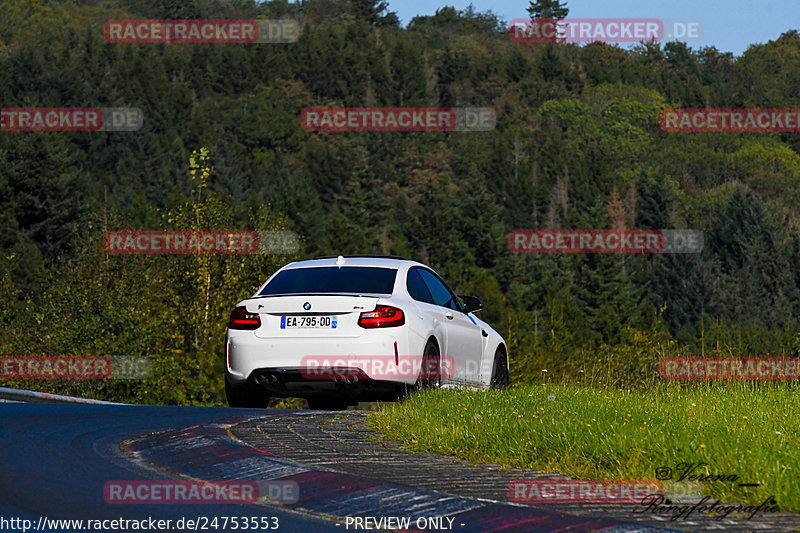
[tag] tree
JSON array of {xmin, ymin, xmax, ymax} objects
[
  {"xmin": 527, "ymin": 0, "xmax": 569, "ymax": 20},
  {"xmin": 350, "ymin": 0, "xmax": 399, "ymax": 27},
  {"xmin": 409, "ymin": 5, "xmax": 505, "ymax": 35}
]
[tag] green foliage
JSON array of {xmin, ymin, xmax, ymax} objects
[
  {"xmin": 409, "ymin": 5, "xmax": 506, "ymax": 36},
  {"xmin": 0, "ymin": 147, "xmax": 296, "ymax": 405},
  {"xmin": 526, "ymin": 0, "xmax": 569, "ymax": 21},
  {"xmin": 2, "ymin": 0, "xmax": 800, "ymax": 402}
]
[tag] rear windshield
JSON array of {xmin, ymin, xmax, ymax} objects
[{"xmin": 258, "ymin": 266, "xmax": 398, "ymax": 296}]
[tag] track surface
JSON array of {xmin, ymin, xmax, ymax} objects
[
  {"xmin": 1, "ymin": 403, "xmax": 796, "ymax": 532},
  {"xmin": 232, "ymin": 412, "xmax": 800, "ymax": 533},
  {"xmin": 0, "ymin": 404, "xmax": 333, "ymax": 532}
]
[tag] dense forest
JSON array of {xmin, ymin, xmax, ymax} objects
[{"xmin": 2, "ymin": 0, "xmax": 800, "ymax": 404}]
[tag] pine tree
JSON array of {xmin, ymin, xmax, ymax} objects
[{"xmin": 527, "ymin": 0, "xmax": 569, "ymax": 20}]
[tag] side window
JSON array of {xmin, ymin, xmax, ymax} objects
[
  {"xmin": 418, "ymin": 269, "xmax": 460, "ymax": 311},
  {"xmin": 407, "ymin": 268, "xmax": 434, "ymax": 304}
]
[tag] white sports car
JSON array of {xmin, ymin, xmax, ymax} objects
[{"xmin": 224, "ymin": 256, "xmax": 509, "ymax": 409}]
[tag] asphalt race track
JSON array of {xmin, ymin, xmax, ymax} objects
[
  {"xmin": 1, "ymin": 403, "xmax": 794, "ymax": 532},
  {"xmin": 0, "ymin": 404, "xmax": 336, "ymax": 532}
]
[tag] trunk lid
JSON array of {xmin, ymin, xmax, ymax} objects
[{"xmin": 244, "ymin": 295, "xmax": 379, "ymax": 338}]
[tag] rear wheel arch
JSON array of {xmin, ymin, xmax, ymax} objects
[
  {"xmin": 496, "ymin": 342, "xmax": 508, "ymax": 360},
  {"xmin": 426, "ymin": 335, "xmax": 440, "ymax": 353},
  {"xmin": 490, "ymin": 344, "xmax": 510, "ymax": 390},
  {"xmin": 405, "ymin": 337, "xmax": 441, "ymax": 396}
]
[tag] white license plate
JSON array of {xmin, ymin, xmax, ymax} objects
[{"xmin": 280, "ymin": 315, "xmax": 337, "ymax": 329}]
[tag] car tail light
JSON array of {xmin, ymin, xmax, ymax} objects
[
  {"xmin": 229, "ymin": 306, "xmax": 261, "ymax": 330},
  {"xmin": 358, "ymin": 305, "xmax": 405, "ymax": 328}
]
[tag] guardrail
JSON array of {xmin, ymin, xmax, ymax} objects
[{"xmin": 0, "ymin": 387, "xmax": 121, "ymax": 405}]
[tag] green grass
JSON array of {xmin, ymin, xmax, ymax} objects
[{"xmin": 366, "ymin": 383, "xmax": 800, "ymax": 512}]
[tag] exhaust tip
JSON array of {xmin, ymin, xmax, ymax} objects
[{"xmin": 255, "ymin": 373, "xmax": 279, "ymax": 385}]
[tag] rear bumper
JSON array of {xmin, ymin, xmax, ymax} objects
[
  {"xmin": 225, "ymin": 329, "xmax": 419, "ymax": 387},
  {"xmin": 229, "ymin": 367, "xmax": 406, "ymax": 401}
]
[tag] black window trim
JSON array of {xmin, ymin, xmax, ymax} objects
[
  {"xmin": 258, "ymin": 266, "xmax": 398, "ymax": 296},
  {"xmin": 406, "ymin": 267, "xmax": 435, "ymax": 304},
  {"xmin": 411, "ymin": 266, "xmax": 464, "ymax": 312}
]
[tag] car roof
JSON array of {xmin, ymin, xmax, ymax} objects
[{"xmin": 280, "ymin": 256, "xmax": 425, "ymax": 270}]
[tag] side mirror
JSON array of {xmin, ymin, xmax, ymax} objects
[{"xmin": 461, "ymin": 296, "xmax": 483, "ymax": 313}]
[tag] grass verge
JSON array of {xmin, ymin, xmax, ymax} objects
[{"xmin": 366, "ymin": 382, "xmax": 799, "ymax": 512}]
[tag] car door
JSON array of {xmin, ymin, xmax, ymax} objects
[{"xmin": 415, "ymin": 268, "xmax": 483, "ymax": 385}]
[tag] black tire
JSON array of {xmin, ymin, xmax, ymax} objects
[
  {"xmin": 225, "ymin": 378, "xmax": 269, "ymax": 408},
  {"xmin": 490, "ymin": 348, "xmax": 510, "ymax": 390},
  {"xmin": 409, "ymin": 339, "xmax": 441, "ymax": 394},
  {"xmin": 307, "ymin": 396, "xmax": 349, "ymax": 411}
]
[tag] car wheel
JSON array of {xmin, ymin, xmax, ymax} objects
[
  {"xmin": 490, "ymin": 348, "xmax": 510, "ymax": 390},
  {"xmin": 307, "ymin": 396, "xmax": 349, "ymax": 411},
  {"xmin": 225, "ymin": 378, "xmax": 269, "ymax": 408},
  {"xmin": 409, "ymin": 339, "xmax": 441, "ymax": 394}
]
